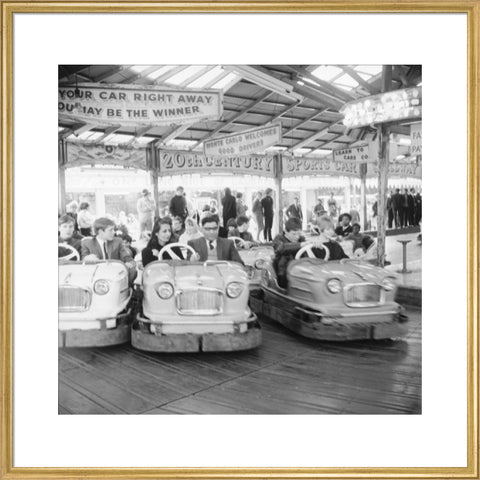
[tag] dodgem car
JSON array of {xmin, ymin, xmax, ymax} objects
[
  {"xmin": 228, "ymin": 237, "xmax": 273, "ymax": 290},
  {"xmin": 250, "ymin": 243, "xmax": 408, "ymax": 341},
  {"xmin": 131, "ymin": 243, "xmax": 261, "ymax": 352},
  {"xmin": 58, "ymin": 245, "xmax": 133, "ymax": 347}
]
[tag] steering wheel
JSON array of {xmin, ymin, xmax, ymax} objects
[
  {"xmin": 229, "ymin": 236, "xmax": 247, "ymax": 249},
  {"xmin": 158, "ymin": 242, "xmax": 197, "ymax": 261},
  {"xmin": 58, "ymin": 243, "xmax": 80, "ymax": 261},
  {"xmin": 295, "ymin": 243, "xmax": 330, "ymax": 261}
]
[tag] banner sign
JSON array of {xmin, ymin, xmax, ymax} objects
[
  {"xmin": 332, "ymin": 145, "xmax": 371, "ymax": 163},
  {"xmin": 159, "ymin": 149, "xmax": 275, "ymax": 177},
  {"xmin": 367, "ymin": 160, "xmax": 422, "ymax": 179},
  {"xmin": 410, "ymin": 123, "xmax": 422, "ymax": 156},
  {"xmin": 282, "ymin": 156, "xmax": 363, "ymax": 178},
  {"xmin": 66, "ymin": 142, "xmax": 147, "ymax": 168},
  {"xmin": 203, "ymin": 123, "xmax": 282, "ymax": 157},
  {"xmin": 59, "ymin": 84, "xmax": 223, "ymax": 126}
]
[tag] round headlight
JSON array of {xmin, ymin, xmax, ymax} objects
[
  {"xmin": 226, "ymin": 282, "xmax": 244, "ymax": 298},
  {"xmin": 326, "ymin": 278, "xmax": 342, "ymax": 294},
  {"xmin": 93, "ymin": 279, "xmax": 110, "ymax": 295},
  {"xmin": 382, "ymin": 277, "xmax": 396, "ymax": 291},
  {"xmin": 254, "ymin": 259, "xmax": 266, "ymax": 269},
  {"xmin": 156, "ymin": 282, "xmax": 174, "ymax": 299}
]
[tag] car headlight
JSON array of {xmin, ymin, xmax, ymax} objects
[
  {"xmin": 93, "ymin": 279, "xmax": 110, "ymax": 295},
  {"xmin": 326, "ymin": 278, "xmax": 342, "ymax": 294},
  {"xmin": 382, "ymin": 277, "xmax": 396, "ymax": 291},
  {"xmin": 156, "ymin": 282, "xmax": 174, "ymax": 299},
  {"xmin": 254, "ymin": 259, "xmax": 266, "ymax": 269},
  {"xmin": 226, "ymin": 281, "xmax": 244, "ymax": 298}
]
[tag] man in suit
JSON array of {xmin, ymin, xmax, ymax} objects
[
  {"xmin": 81, "ymin": 217, "xmax": 137, "ymax": 284},
  {"xmin": 188, "ymin": 214, "xmax": 244, "ymax": 264}
]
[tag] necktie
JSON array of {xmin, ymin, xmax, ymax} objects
[
  {"xmin": 209, "ymin": 241, "xmax": 214, "ymax": 250},
  {"xmin": 103, "ymin": 242, "xmax": 109, "ymax": 259}
]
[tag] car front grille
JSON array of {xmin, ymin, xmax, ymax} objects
[
  {"xmin": 176, "ymin": 289, "xmax": 223, "ymax": 315},
  {"xmin": 59, "ymin": 285, "xmax": 92, "ymax": 312},
  {"xmin": 344, "ymin": 284, "xmax": 382, "ymax": 307}
]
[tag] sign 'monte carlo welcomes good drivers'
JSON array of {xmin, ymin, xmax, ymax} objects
[
  {"xmin": 203, "ymin": 123, "xmax": 282, "ymax": 157},
  {"xmin": 58, "ymin": 84, "xmax": 223, "ymax": 126}
]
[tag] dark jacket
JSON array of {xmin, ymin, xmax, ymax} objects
[
  {"xmin": 335, "ymin": 224, "xmax": 353, "ymax": 237},
  {"xmin": 187, "ymin": 237, "xmax": 244, "ymax": 264},
  {"xmin": 58, "ymin": 232, "xmax": 83, "ymax": 252},
  {"xmin": 221, "ymin": 194, "xmax": 237, "ymax": 226},
  {"xmin": 142, "ymin": 241, "xmax": 184, "ymax": 267},
  {"xmin": 286, "ymin": 203, "xmax": 303, "ymax": 220},
  {"xmin": 169, "ymin": 194, "xmax": 187, "ymax": 219},
  {"xmin": 272, "ymin": 233, "xmax": 305, "ymax": 287},
  {"xmin": 261, "ymin": 196, "xmax": 274, "ymax": 218},
  {"xmin": 81, "ymin": 237, "xmax": 133, "ymax": 263}
]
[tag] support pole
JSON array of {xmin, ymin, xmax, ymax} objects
[
  {"xmin": 360, "ymin": 163, "xmax": 368, "ymax": 231},
  {"xmin": 58, "ymin": 166, "xmax": 66, "ymax": 215},
  {"xmin": 376, "ymin": 65, "xmax": 393, "ymax": 267},
  {"xmin": 275, "ymin": 154, "xmax": 283, "ymax": 235},
  {"xmin": 150, "ymin": 145, "xmax": 160, "ymax": 219}
]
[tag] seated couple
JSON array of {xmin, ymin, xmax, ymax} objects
[
  {"xmin": 273, "ymin": 217, "xmax": 348, "ymax": 289},
  {"xmin": 142, "ymin": 215, "xmax": 244, "ymax": 267},
  {"xmin": 227, "ymin": 215, "xmax": 257, "ymax": 249}
]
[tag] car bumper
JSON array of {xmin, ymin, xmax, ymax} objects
[
  {"xmin": 131, "ymin": 313, "xmax": 262, "ymax": 352},
  {"xmin": 58, "ymin": 308, "xmax": 132, "ymax": 348},
  {"xmin": 250, "ymin": 291, "xmax": 408, "ymax": 341}
]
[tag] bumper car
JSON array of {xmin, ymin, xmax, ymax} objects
[
  {"xmin": 229, "ymin": 237, "xmax": 274, "ymax": 290},
  {"xmin": 250, "ymin": 243, "xmax": 408, "ymax": 341},
  {"xmin": 58, "ymin": 250, "xmax": 133, "ymax": 348},
  {"xmin": 132, "ymin": 243, "xmax": 261, "ymax": 352}
]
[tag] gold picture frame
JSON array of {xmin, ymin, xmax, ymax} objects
[{"xmin": 1, "ymin": 2, "xmax": 478, "ymax": 478}]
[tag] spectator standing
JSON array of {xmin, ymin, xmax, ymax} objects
[
  {"xmin": 261, "ymin": 188, "xmax": 274, "ymax": 242},
  {"xmin": 252, "ymin": 191, "xmax": 264, "ymax": 242},
  {"xmin": 387, "ymin": 191, "xmax": 394, "ymax": 229},
  {"xmin": 221, "ymin": 187, "xmax": 237, "ymax": 229},
  {"xmin": 286, "ymin": 197, "xmax": 303, "ymax": 221},
  {"xmin": 169, "ymin": 186, "xmax": 188, "ymax": 220},
  {"xmin": 391, "ymin": 188, "xmax": 402, "ymax": 228},
  {"xmin": 236, "ymin": 192, "xmax": 248, "ymax": 216},
  {"xmin": 399, "ymin": 188, "xmax": 410, "ymax": 227},
  {"xmin": 66, "ymin": 201, "xmax": 79, "ymax": 231},
  {"xmin": 77, "ymin": 202, "xmax": 95, "ymax": 236},
  {"xmin": 137, "ymin": 189, "xmax": 155, "ymax": 233},
  {"xmin": 313, "ymin": 197, "xmax": 326, "ymax": 216},
  {"xmin": 327, "ymin": 192, "xmax": 338, "ymax": 217},
  {"xmin": 408, "ymin": 188, "xmax": 416, "ymax": 226},
  {"xmin": 414, "ymin": 190, "xmax": 422, "ymax": 225},
  {"xmin": 209, "ymin": 199, "xmax": 218, "ymax": 215}
]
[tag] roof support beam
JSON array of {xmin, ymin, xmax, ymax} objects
[
  {"xmin": 156, "ymin": 124, "xmax": 192, "ymax": 147},
  {"xmin": 93, "ymin": 125, "xmax": 122, "ymax": 143},
  {"xmin": 269, "ymin": 100, "xmax": 301, "ymax": 123},
  {"xmin": 120, "ymin": 66, "xmax": 169, "ymax": 84},
  {"xmin": 288, "ymin": 126, "xmax": 332, "ymax": 152},
  {"xmin": 282, "ymin": 108, "xmax": 329, "ymax": 136},
  {"xmin": 340, "ymin": 66, "xmax": 380, "ymax": 95},
  {"xmin": 190, "ymin": 91, "xmax": 272, "ymax": 149},
  {"xmin": 318, "ymin": 133, "xmax": 344, "ymax": 150},
  {"xmin": 154, "ymin": 65, "xmax": 191, "ymax": 85},
  {"xmin": 286, "ymin": 66, "xmax": 357, "ymax": 102},
  {"xmin": 180, "ymin": 66, "xmax": 212, "ymax": 87},
  {"xmin": 72, "ymin": 123, "xmax": 96, "ymax": 137},
  {"xmin": 94, "ymin": 66, "xmax": 130, "ymax": 83}
]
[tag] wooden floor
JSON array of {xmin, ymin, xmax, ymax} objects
[{"xmin": 59, "ymin": 308, "xmax": 421, "ymax": 415}]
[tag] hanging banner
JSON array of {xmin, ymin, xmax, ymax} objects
[
  {"xmin": 282, "ymin": 156, "xmax": 363, "ymax": 177},
  {"xmin": 332, "ymin": 144, "xmax": 372, "ymax": 163},
  {"xmin": 66, "ymin": 142, "xmax": 147, "ymax": 168},
  {"xmin": 59, "ymin": 83, "xmax": 223, "ymax": 126},
  {"xmin": 158, "ymin": 149, "xmax": 275, "ymax": 177},
  {"xmin": 410, "ymin": 123, "xmax": 422, "ymax": 156},
  {"xmin": 203, "ymin": 123, "xmax": 282, "ymax": 157},
  {"xmin": 367, "ymin": 159, "xmax": 422, "ymax": 179}
]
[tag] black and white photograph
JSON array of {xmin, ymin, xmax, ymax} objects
[{"xmin": 58, "ymin": 64, "xmax": 422, "ymax": 415}]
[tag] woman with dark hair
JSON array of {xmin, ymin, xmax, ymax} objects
[
  {"xmin": 221, "ymin": 187, "xmax": 237, "ymax": 229},
  {"xmin": 141, "ymin": 217, "xmax": 183, "ymax": 267},
  {"xmin": 77, "ymin": 202, "xmax": 95, "ymax": 236}
]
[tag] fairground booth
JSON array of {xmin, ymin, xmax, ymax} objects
[{"xmin": 59, "ymin": 65, "xmax": 422, "ymax": 262}]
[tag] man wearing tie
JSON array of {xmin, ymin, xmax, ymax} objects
[
  {"xmin": 188, "ymin": 214, "xmax": 244, "ymax": 264},
  {"xmin": 81, "ymin": 217, "xmax": 137, "ymax": 284}
]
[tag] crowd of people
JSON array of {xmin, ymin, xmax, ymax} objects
[{"xmin": 59, "ymin": 185, "xmax": 382, "ymax": 290}]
